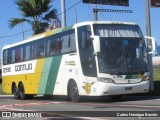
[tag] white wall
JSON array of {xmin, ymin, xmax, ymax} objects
[{"xmin": 152, "ymin": 56, "xmax": 160, "ymax": 66}]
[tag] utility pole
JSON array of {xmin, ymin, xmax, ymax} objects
[
  {"xmin": 61, "ymin": 0, "xmax": 66, "ymax": 28},
  {"xmin": 74, "ymin": 0, "xmax": 78, "ymax": 23},
  {"xmin": 146, "ymin": 0, "xmax": 151, "ymax": 37},
  {"xmin": 146, "ymin": 0, "xmax": 154, "ymax": 92},
  {"xmin": 93, "ymin": 8, "xmax": 98, "ymax": 21}
]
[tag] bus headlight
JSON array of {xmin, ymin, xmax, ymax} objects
[
  {"xmin": 98, "ymin": 78, "xmax": 115, "ymax": 83},
  {"xmin": 141, "ymin": 76, "xmax": 150, "ymax": 82}
]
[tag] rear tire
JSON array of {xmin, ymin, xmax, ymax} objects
[
  {"xmin": 18, "ymin": 83, "xmax": 26, "ymax": 100},
  {"xmin": 68, "ymin": 81, "xmax": 80, "ymax": 102},
  {"xmin": 13, "ymin": 84, "xmax": 20, "ymax": 99}
]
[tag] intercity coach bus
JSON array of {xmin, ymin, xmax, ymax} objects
[{"xmin": 2, "ymin": 21, "xmax": 156, "ymax": 102}]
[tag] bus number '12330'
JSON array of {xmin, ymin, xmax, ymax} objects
[{"xmin": 3, "ymin": 63, "xmax": 32, "ymax": 73}]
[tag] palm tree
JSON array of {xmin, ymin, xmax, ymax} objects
[{"xmin": 9, "ymin": 0, "xmax": 58, "ymax": 35}]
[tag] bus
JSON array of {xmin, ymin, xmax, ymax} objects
[{"xmin": 2, "ymin": 21, "xmax": 156, "ymax": 102}]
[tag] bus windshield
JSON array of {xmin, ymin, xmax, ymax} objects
[{"xmin": 97, "ymin": 37, "xmax": 149, "ymax": 75}]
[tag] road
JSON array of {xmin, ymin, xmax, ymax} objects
[{"xmin": 0, "ymin": 95, "xmax": 160, "ymax": 119}]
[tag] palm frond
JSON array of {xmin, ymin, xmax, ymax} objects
[
  {"xmin": 16, "ymin": 0, "xmax": 34, "ymax": 17},
  {"xmin": 16, "ymin": 0, "xmax": 53, "ymax": 17},
  {"xmin": 9, "ymin": 18, "xmax": 32, "ymax": 28},
  {"xmin": 10, "ymin": 0, "xmax": 57, "ymax": 35},
  {"xmin": 44, "ymin": 9, "xmax": 58, "ymax": 21},
  {"xmin": 28, "ymin": 0, "xmax": 36, "ymax": 9}
]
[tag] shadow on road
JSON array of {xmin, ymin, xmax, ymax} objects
[{"xmin": 31, "ymin": 94, "xmax": 160, "ymax": 103}]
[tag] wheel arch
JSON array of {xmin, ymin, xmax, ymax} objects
[{"xmin": 18, "ymin": 81, "xmax": 23, "ymax": 87}]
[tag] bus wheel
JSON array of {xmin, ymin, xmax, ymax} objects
[
  {"xmin": 18, "ymin": 83, "xmax": 26, "ymax": 100},
  {"xmin": 68, "ymin": 81, "xmax": 80, "ymax": 102},
  {"xmin": 110, "ymin": 95, "xmax": 122, "ymax": 101},
  {"xmin": 13, "ymin": 84, "xmax": 20, "ymax": 99}
]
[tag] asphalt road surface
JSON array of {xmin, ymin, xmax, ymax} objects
[{"xmin": 0, "ymin": 95, "xmax": 160, "ymax": 120}]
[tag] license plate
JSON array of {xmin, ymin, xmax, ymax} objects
[{"xmin": 125, "ymin": 87, "xmax": 132, "ymax": 91}]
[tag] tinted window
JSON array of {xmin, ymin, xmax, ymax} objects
[
  {"xmin": 24, "ymin": 45, "xmax": 31, "ymax": 61},
  {"xmin": 3, "ymin": 50, "xmax": 8, "ymax": 65},
  {"xmin": 16, "ymin": 47, "xmax": 21, "ymax": 62},
  {"xmin": 46, "ymin": 29, "xmax": 76, "ymax": 56},
  {"xmin": 47, "ymin": 35, "xmax": 61, "ymax": 56},
  {"xmin": 3, "ymin": 29, "xmax": 76, "ymax": 65},
  {"xmin": 35, "ymin": 40, "xmax": 45, "ymax": 58},
  {"xmin": 11, "ymin": 49, "xmax": 16, "ymax": 63}
]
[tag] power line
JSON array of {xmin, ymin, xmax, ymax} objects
[
  {"xmin": 58, "ymin": 0, "xmax": 82, "ymax": 17},
  {"xmin": 0, "ymin": 0, "xmax": 82, "ymax": 40},
  {"xmin": 0, "ymin": 29, "xmax": 31, "ymax": 39}
]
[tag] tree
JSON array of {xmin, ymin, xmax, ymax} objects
[{"xmin": 9, "ymin": 0, "xmax": 58, "ymax": 35}]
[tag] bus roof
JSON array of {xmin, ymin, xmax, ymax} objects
[
  {"xmin": 2, "ymin": 21, "xmax": 138, "ymax": 50},
  {"xmin": 73, "ymin": 21, "xmax": 138, "ymax": 28}
]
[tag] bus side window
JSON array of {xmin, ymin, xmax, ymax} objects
[
  {"xmin": 61, "ymin": 35, "xmax": 69, "ymax": 54},
  {"xmin": 11, "ymin": 49, "xmax": 16, "ymax": 63},
  {"xmin": 24, "ymin": 45, "xmax": 31, "ymax": 61},
  {"xmin": 31, "ymin": 44, "xmax": 35, "ymax": 59},
  {"xmin": 8, "ymin": 49, "xmax": 12, "ymax": 64},
  {"xmin": 61, "ymin": 30, "xmax": 75, "ymax": 54},
  {"xmin": 16, "ymin": 48, "xmax": 21, "ymax": 62},
  {"xmin": 3, "ymin": 50, "xmax": 8, "ymax": 65},
  {"xmin": 53, "ymin": 38, "xmax": 61, "ymax": 54},
  {"xmin": 20, "ymin": 47, "xmax": 24, "ymax": 62},
  {"xmin": 47, "ymin": 39, "xmax": 51, "ymax": 56},
  {"xmin": 35, "ymin": 40, "xmax": 45, "ymax": 58},
  {"xmin": 69, "ymin": 31, "xmax": 76, "ymax": 52},
  {"xmin": 49, "ymin": 37, "xmax": 61, "ymax": 55}
]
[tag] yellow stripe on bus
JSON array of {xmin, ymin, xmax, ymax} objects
[{"xmin": 2, "ymin": 59, "xmax": 45, "ymax": 95}]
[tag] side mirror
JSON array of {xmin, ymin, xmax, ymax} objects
[
  {"xmin": 144, "ymin": 36, "xmax": 157, "ymax": 55},
  {"xmin": 90, "ymin": 36, "xmax": 100, "ymax": 54}
]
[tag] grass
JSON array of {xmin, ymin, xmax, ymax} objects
[
  {"xmin": 0, "ymin": 84, "xmax": 3, "ymax": 95},
  {"xmin": 153, "ymin": 67, "xmax": 160, "ymax": 81}
]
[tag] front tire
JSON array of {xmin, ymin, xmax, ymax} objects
[
  {"xmin": 110, "ymin": 95, "xmax": 122, "ymax": 101},
  {"xmin": 68, "ymin": 81, "xmax": 80, "ymax": 102}
]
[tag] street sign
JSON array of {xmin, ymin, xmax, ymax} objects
[
  {"xmin": 93, "ymin": 9, "xmax": 133, "ymax": 13},
  {"xmin": 83, "ymin": 0, "xmax": 129, "ymax": 6},
  {"xmin": 151, "ymin": 0, "xmax": 160, "ymax": 7}
]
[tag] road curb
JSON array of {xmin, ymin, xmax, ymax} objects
[{"xmin": 0, "ymin": 95, "xmax": 13, "ymax": 97}]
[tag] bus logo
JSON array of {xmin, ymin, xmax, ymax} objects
[
  {"xmin": 2, "ymin": 112, "xmax": 11, "ymax": 117},
  {"xmin": 82, "ymin": 83, "xmax": 94, "ymax": 94}
]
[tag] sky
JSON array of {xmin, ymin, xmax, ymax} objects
[{"xmin": 0, "ymin": 0, "xmax": 160, "ymax": 57}]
